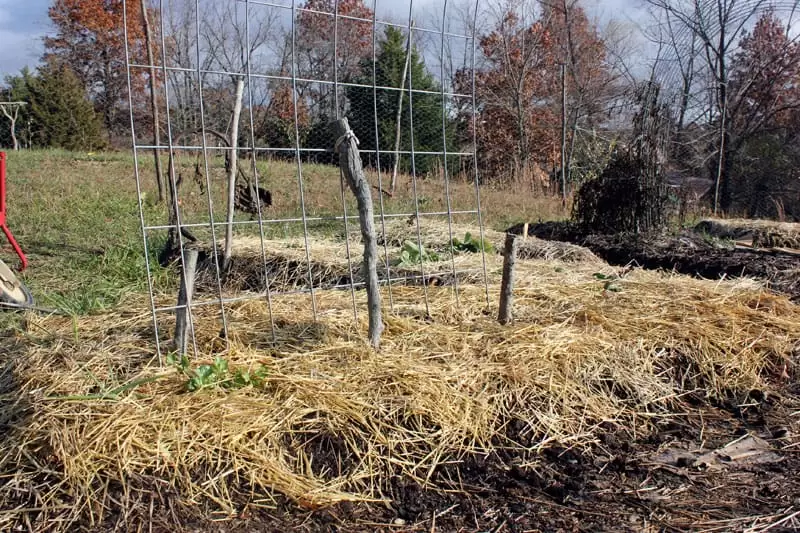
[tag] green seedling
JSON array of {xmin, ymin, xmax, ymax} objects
[
  {"xmin": 167, "ymin": 352, "xmax": 269, "ymax": 392},
  {"xmin": 593, "ymin": 272, "xmax": 623, "ymax": 293},
  {"xmin": 451, "ymin": 232, "xmax": 494, "ymax": 254},
  {"xmin": 398, "ymin": 240, "xmax": 439, "ymax": 267}
]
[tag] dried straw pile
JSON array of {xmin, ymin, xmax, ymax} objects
[
  {"xmin": 516, "ymin": 236, "xmax": 600, "ymax": 263},
  {"xmin": 1, "ymin": 259, "xmax": 799, "ymax": 530},
  {"xmin": 752, "ymin": 229, "xmax": 800, "ymax": 249},
  {"xmin": 696, "ymin": 218, "xmax": 800, "ymax": 248},
  {"xmin": 198, "ymin": 234, "xmax": 489, "ymax": 292}
]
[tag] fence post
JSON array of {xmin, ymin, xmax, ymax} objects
[
  {"xmin": 333, "ymin": 118, "xmax": 383, "ymax": 349},
  {"xmin": 498, "ymin": 233, "xmax": 518, "ymax": 325},
  {"xmin": 174, "ymin": 246, "xmax": 199, "ymax": 356},
  {"xmin": 223, "ymin": 78, "xmax": 245, "ymax": 271}
]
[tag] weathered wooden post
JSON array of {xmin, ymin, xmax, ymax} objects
[
  {"xmin": 498, "ymin": 233, "xmax": 518, "ymax": 325},
  {"xmin": 333, "ymin": 118, "xmax": 383, "ymax": 349},
  {"xmin": 174, "ymin": 246, "xmax": 199, "ymax": 356},
  {"xmin": 223, "ymin": 78, "xmax": 245, "ymax": 271}
]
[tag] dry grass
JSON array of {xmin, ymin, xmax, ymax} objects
[
  {"xmin": 697, "ymin": 218, "xmax": 800, "ymax": 246},
  {"xmin": 516, "ymin": 236, "xmax": 600, "ymax": 263},
  {"xmin": 2, "ymin": 249, "xmax": 799, "ymax": 530}
]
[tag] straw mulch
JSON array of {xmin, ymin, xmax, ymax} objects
[
  {"xmin": 752, "ymin": 228, "xmax": 800, "ymax": 249},
  {"xmin": 200, "ymin": 219, "xmax": 598, "ymax": 292},
  {"xmin": 696, "ymin": 218, "xmax": 800, "ymax": 248},
  {"xmin": 516, "ymin": 236, "xmax": 601, "ymax": 263},
  {"xmin": 1, "ymin": 260, "xmax": 799, "ymax": 530},
  {"xmin": 198, "ymin": 235, "xmax": 489, "ymax": 292}
]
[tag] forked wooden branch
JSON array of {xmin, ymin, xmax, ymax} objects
[
  {"xmin": 174, "ymin": 246, "xmax": 199, "ymax": 357},
  {"xmin": 333, "ymin": 118, "xmax": 384, "ymax": 349}
]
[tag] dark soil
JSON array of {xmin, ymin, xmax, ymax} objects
[{"xmin": 508, "ymin": 222, "xmax": 800, "ymax": 302}]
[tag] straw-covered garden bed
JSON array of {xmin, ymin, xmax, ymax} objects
[
  {"xmin": 197, "ymin": 219, "xmax": 599, "ymax": 293},
  {"xmin": 515, "ymin": 220, "xmax": 800, "ymax": 302},
  {"xmin": 2, "ymin": 246, "xmax": 799, "ymax": 531},
  {"xmin": 695, "ymin": 218, "xmax": 800, "ymax": 248}
]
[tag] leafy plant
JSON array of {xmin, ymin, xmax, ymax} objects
[
  {"xmin": 593, "ymin": 272, "xmax": 623, "ymax": 293},
  {"xmin": 166, "ymin": 353, "xmax": 269, "ymax": 392},
  {"xmin": 451, "ymin": 232, "xmax": 494, "ymax": 254},
  {"xmin": 398, "ymin": 240, "xmax": 439, "ymax": 267}
]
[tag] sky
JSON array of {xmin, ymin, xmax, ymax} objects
[
  {"xmin": 0, "ymin": 0, "xmax": 645, "ymax": 81},
  {"xmin": 0, "ymin": 0, "xmax": 50, "ymax": 78}
]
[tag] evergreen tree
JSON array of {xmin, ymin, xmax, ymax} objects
[
  {"xmin": 347, "ymin": 26, "xmax": 453, "ymax": 175},
  {"xmin": 28, "ymin": 63, "xmax": 106, "ymax": 151}
]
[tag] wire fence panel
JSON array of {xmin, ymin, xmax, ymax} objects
[{"xmin": 123, "ymin": 0, "xmax": 490, "ymax": 359}]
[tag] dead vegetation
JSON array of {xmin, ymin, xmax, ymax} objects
[{"xmin": 696, "ymin": 218, "xmax": 800, "ymax": 249}]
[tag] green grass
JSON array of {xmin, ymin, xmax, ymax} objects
[
  {"xmin": 1, "ymin": 148, "xmax": 566, "ymax": 318},
  {"xmin": 4, "ymin": 150, "xmax": 168, "ymax": 315}
]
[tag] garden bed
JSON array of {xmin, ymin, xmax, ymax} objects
[
  {"xmin": 511, "ymin": 221, "xmax": 800, "ymax": 301},
  {"xmin": 2, "ymin": 253, "xmax": 799, "ymax": 531}
]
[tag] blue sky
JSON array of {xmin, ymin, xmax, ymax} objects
[{"xmin": 0, "ymin": 0, "xmax": 50, "ymax": 78}]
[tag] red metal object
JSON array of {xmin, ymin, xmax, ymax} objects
[{"xmin": 0, "ymin": 152, "xmax": 28, "ymax": 271}]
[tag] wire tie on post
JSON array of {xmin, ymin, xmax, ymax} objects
[{"xmin": 334, "ymin": 128, "xmax": 360, "ymax": 152}]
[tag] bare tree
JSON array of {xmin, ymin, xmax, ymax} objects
[
  {"xmin": 161, "ymin": 0, "xmax": 278, "ymax": 136},
  {"xmin": 0, "ymin": 102, "xmax": 25, "ymax": 150},
  {"xmin": 645, "ymin": 0, "xmax": 770, "ymax": 213}
]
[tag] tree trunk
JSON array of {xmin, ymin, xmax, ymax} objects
[
  {"xmin": 174, "ymin": 246, "xmax": 199, "ymax": 357},
  {"xmin": 713, "ymin": 23, "xmax": 728, "ymax": 215},
  {"xmin": 0, "ymin": 105, "xmax": 20, "ymax": 151},
  {"xmin": 333, "ymin": 118, "xmax": 383, "ymax": 349},
  {"xmin": 9, "ymin": 117, "xmax": 18, "ymax": 151},
  {"xmin": 223, "ymin": 79, "xmax": 245, "ymax": 271},
  {"xmin": 713, "ymin": 95, "xmax": 728, "ymax": 215},
  {"xmin": 390, "ymin": 23, "xmax": 413, "ymax": 195},
  {"xmin": 141, "ymin": 0, "xmax": 165, "ymax": 204}
]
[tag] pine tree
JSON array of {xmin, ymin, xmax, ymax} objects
[
  {"xmin": 347, "ymin": 26, "xmax": 453, "ymax": 176},
  {"xmin": 28, "ymin": 63, "xmax": 106, "ymax": 151}
]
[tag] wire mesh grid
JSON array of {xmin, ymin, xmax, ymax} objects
[{"xmin": 122, "ymin": 0, "xmax": 490, "ymax": 359}]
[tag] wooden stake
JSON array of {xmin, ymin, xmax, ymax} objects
[
  {"xmin": 390, "ymin": 21, "xmax": 414, "ymax": 196},
  {"xmin": 223, "ymin": 79, "xmax": 245, "ymax": 271},
  {"xmin": 174, "ymin": 247, "xmax": 199, "ymax": 356},
  {"xmin": 521, "ymin": 222, "xmax": 529, "ymax": 241},
  {"xmin": 333, "ymin": 118, "xmax": 384, "ymax": 349},
  {"xmin": 498, "ymin": 233, "xmax": 518, "ymax": 325}
]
